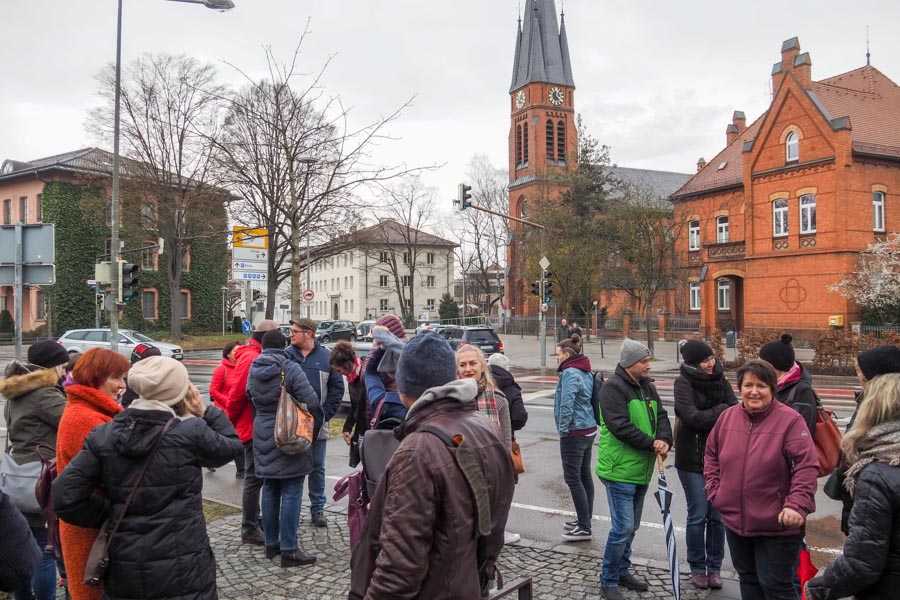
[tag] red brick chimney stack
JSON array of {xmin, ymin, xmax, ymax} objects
[
  {"xmin": 793, "ymin": 52, "xmax": 812, "ymax": 88},
  {"xmin": 697, "ymin": 157, "xmax": 706, "ymax": 172},
  {"xmin": 732, "ymin": 110, "xmax": 746, "ymax": 133},
  {"xmin": 726, "ymin": 123, "xmax": 739, "ymax": 145}
]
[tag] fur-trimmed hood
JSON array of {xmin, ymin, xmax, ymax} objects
[{"xmin": 0, "ymin": 365, "xmax": 61, "ymax": 400}]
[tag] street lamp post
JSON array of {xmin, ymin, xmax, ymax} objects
[
  {"xmin": 108, "ymin": 0, "xmax": 234, "ymax": 353},
  {"xmin": 296, "ymin": 158, "xmax": 317, "ymax": 320}
]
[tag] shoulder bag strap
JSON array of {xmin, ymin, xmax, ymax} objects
[
  {"xmin": 369, "ymin": 397, "xmax": 387, "ymax": 429},
  {"xmin": 106, "ymin": 417, "xmax": 178, "ymax": 540}
]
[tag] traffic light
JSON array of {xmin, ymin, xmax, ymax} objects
[
  {"xmin": 530, "ymin": 280, "xmax": 541, "ymax": 296},
  {"xmin": 119, "ymin": 262, "xmax": 140, "ymax": 303},
  {"xmin": 543, "ymin": 271, "xmax": 554, "ymax": 303},
  {"xmin": 457, "ymin": 183, "xmax": 473, "ymax": 210}
]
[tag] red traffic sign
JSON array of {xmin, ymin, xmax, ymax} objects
[{"xmin": 301, "ymin": 289, "xmax": 315, "ymax": 303}]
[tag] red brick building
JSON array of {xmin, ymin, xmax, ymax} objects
[{"xmin": 671, "ymin": 37, "xmax": 900, "ymax": 336}]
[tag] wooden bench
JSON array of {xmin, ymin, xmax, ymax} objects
[{"xmin": 489, "ymin": 577, "xmax": 534, "ymax": 600}]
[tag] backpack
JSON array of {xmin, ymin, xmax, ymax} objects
[
  {"xmin": 786, "ymin": 384, "xmax": 842, "ymax": 477},
  {"xmin": 590, "ymin": 370, "xmax": 605, "ymax": 426}
]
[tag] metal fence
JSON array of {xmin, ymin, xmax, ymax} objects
[
  {"xmin": 668, "ymin": 315, "xmax": 701, "ymax": 331},
  {"xmin": 860, "ymin": 324, "xmax": 900, "ymax": 338}
]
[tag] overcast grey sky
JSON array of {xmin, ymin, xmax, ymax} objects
[{"xmin": 3, "ymin": 0, "xmax": 899, "ymax": 216}]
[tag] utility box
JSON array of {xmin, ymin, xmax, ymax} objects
[
  {"xmin": 828, "ymin": 315, "xmax": 845, "ymax": 327},
  {"xmin": 94, "ymin": 261, "xmax": 114, "ymax": 285}
]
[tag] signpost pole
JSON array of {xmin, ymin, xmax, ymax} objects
[
  {"xmin": 14, "ymin": 224, "xmax": 23, "ymax": 360},
  {"xmin": 245, "ymin": 280, "xmax": 252, "ymax": 325}
]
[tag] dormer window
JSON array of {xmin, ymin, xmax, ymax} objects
[
  {"xmin": 717, "ymin": 161, "xmax": 727, "ymax": 171},
  {"xmin": 786, "ymin": 131, "xmax": 799, "ymax": 162}
]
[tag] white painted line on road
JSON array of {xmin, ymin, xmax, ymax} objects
[{"xmin": 326, "ymin": 476, "xmax": 841, "ymax": 555}]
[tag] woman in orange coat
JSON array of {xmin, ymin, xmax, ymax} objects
[{"xmin": 56, "ymin": 348, "xmax": 129, "ymax": 600}]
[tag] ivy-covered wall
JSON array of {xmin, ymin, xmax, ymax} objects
[
  {"xmin": 41, "ymin": 182, "xmax": 107, "ymax": 335},
  {"xmin": 42, "ymin": 180, "xmax": 228, "ymax": 336}
]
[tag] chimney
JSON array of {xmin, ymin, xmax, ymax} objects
[
  {"xmin": 781, "ymin": 37, "xmax": 800, "ymax": 71},
  {"xmin": 732, "ymin": 110, "xmax": 746, "ymax": 133},
  {"xmin": 793, "ymin": 52, "xmax": 812, "ymax": 88},
  {"xmin": 726, "ymin": 124, "xmax": 739, "ymax": 146},
  {"xmin": 697, "ymin": 158, "xmax": 707, "ymax": 172}
]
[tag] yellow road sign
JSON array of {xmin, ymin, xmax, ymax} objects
[{"xmin": 232, "ymin": 226, "xmax": 269, "ymax": 249}]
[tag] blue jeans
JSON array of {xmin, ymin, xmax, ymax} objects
[
  {"xmin": 560, "ymin": 435, "xmax": 595, "ymax": 530},
  {"xmin": 15, "ymin": 526, "xmax": 56, "ymax": 600},
  {"xmin": 600, "ymin": 479, "xmax": 648, "ymax": 588},
  {"xmin": 677, "ymin": 468, "xmax": 724, "ymax": 574},
  {"xmin": 261, "ymin": 477, "xmax": 305, "ymax": 552},
  {"xmin": 308, "ymin": 438, "xmax": 327, "ymax": 516}
]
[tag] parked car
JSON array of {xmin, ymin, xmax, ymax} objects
[
  {"xmin": 439, "ymin": 325, "xmax": 504, "ymax": 356},
  {"xmin": 355, "ymin": 320, "xmax": 376, "ymax": 341},
  {"xmin": 316, "ymin": 320, "xmax": 355, "ymax": 343},
  {"xmin": 58, "ymin": 329, "xmax": 183, "ymax": 361}
]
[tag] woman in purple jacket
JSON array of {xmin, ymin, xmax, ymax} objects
[{"xmin": 704, "ymin": 359, "xmax": 818, "ymax": 600}]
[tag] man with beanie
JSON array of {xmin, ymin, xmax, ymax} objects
[
  {"xmin": 759, "ymin": 333, "xmax": 817, "ymax": 437},
  {"xmin": 596, "ymin": 339, "xmax": 673, "ymax": 600},
  {"xmin": 285, "ymin": 318, "xmax": 344, "ymax": 528},
  {"xmin": 225, "ymin": 319, "xmax": 280, "ymax": 545},
  {"xmin": 349, "ymin": 332, "xmax": 515, "ymax": 600}
]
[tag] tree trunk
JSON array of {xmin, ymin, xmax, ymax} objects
[
  {"xmin": 168, "ymin": 241, "xmax": 183, "ymax": 341},
  {"xmin": 290, "ymin": 238, "xmax": 302, "ymax": 322},
  {"xmin": 644, "ymin": 306, "xmax": 654, "ymax": 356}
]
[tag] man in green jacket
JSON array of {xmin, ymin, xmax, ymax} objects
[{"xmin": 596, "ymin": 339, "xmax": 673, "ymax": 600}]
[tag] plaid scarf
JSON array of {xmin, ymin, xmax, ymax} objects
[
  {"xmin": 844, "ymin": 419, "xmax": 900, "ymax": 496},
  {"xmin": 477, "ymin": 385, "xmax": 502, "ymax": 434}
]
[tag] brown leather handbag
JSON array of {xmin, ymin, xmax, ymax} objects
[
  {"xmin": 510, "ymin": 440, "xmax": 526, "ymax": 475},
  {"xmin": 84, "ymin": 418, "xmax": 177, "ymax": 586},
  {"xmin": 274, "ymin": 370, "xmax": 315, "ymax": 455}
]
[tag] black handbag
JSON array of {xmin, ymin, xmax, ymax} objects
[{"xmin": 83, "ymin": 418, "xmax": 177, "ymax": 586}]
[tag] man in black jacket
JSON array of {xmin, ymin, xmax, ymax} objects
[{"xmin": 0, "ymin": 491, "xmax": 41, "ymax": 592}]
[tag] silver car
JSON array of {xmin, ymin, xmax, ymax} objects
[{"xmin": 57, "ymin": 329, "xmax": 184, "ymax": 361}]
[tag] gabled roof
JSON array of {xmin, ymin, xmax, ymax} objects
[
  {"xmin": 612, "ymin": 166, "xmax": 692, "ymax": 201},
  {"xmin": 0, "ymin": 147, "xmax": 128, "ymax": 182},
  {"xmin": 341, "ymin": 219, "xmax": 457, "ymax": 249},
  {"xmin": 671, "ymin": 64, "xmax": 900, "ymax": 200},
  {"xmin": 510, "ymin": 0, "xmax": 575, "ymax": 92}
]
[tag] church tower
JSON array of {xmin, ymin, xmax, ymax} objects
[{"xmin": 507, "ymin": 0, "xmax": 577, "ymax": 317}]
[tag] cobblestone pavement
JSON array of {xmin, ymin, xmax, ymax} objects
[{"xmin": 208, "ymin": 510, "xmax": 720, "ymax": 600}]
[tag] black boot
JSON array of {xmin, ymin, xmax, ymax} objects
[
  {"xmin": 311, "ymin": 513, "xmax": 327, "ymax": 528},
  {"xmin": 281, "ymin": 548, "xmax": 317, "ymax": 568},
  {"xmin": 265, "ymin": 545, "xmax": 280, "ymax": 559}
]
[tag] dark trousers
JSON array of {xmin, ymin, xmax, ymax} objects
[
  {"xmin": 241, "ymin": 441, "xmax": 263, "ymax": 536},
  {"xmin": 725, "ymin": 529, "xmax": 802, "ymax": 600},
  {"xmin": 559, "ymin": 434, "xmax": 595, "ymax": 530},
  {"xmin": 14, "ymin": 526, "xmax": 56, "ymax": 600},
  {"xmin": 234, "ymin": 445, "xmax": 246, "ymax": 476}
]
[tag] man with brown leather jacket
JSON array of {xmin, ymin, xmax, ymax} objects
[{"xmin": 349, "ymin": 332, "xmax": 516, "ymax": 600}]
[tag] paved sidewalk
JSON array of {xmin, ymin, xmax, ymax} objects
[{"xmin": 207, "ymin": 508, "xmax": 740, "ymax": 599}]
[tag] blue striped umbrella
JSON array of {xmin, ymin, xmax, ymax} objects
[{"xmin": 654, "ymin": 456, "xmax": 681, "ymax": 600}]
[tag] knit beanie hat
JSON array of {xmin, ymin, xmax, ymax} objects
[
  {"xmin": 262, "ymin": 328, "xmax": 287, "ymax": 350},
  {"xmin": 619, "ymin": 338, "xmax": 651, "ymax": 368},
  {"xmin": 680, "ymin": 340, "xmax": 714, "ymax": 366},
  {"xmin": 130, "ymin": 343, "xmax": 162, "ymax": 365},
  {"xmin": 376, "ymin": 314, "xmax": 406, "ymax": 340},
  {"xmin": 27, "ymin": 340, "xmax": 69, "ymax": 369},
  {"xmin": 857, "ymin": 345, "xmax": 900, "ymax": 381},
  {"xmin": 759, "ymin": 334, "xmax": 795, "ymax": 372},
  {"xmin": 396, "ymin": 331, "xmax": 457, "ymax": 398},
  {"xmin": 488, "ymin": 352, "xmax": 511, "ymax": 371},
  {"xmin": 127, "ymin": 356, "xmax": 191, "ymax": 407}
]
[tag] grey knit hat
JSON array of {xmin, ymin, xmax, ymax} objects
[
  {"xmin": 396, "ymin": 332, "xmax": 457, "ymax": 398},
  {"xmin": 619, "ymin": 338, "xmax": 651, "ymax": 368}
]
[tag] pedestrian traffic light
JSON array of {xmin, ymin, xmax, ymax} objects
[
  {"xmin": 530, "ymin": 280, "xmax": 541, "ymax": 296},
  {"xmin": 118, "ymin": 262, "xmax": 140, "ymax": 303},
  {"xmin": 457, "ymin": 183, "xmax": 473, "ymax": 210},
  {"xmin": 544, "ymin": 281, "xmax": 554, "ymax": 303}
]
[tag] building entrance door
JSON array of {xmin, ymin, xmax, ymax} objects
[{"xmin": 333, "ymin": 302, "xmax": 339, "ymax": 320}]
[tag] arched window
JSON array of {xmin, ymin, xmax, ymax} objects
[
  {"xmin": 873, "ymin": 191, "xmax": 886, "ymax": 232},
  {"xmin": 773, "ymin": 199, "xmax": 788, "ymax": 237},
  {"xmin": 545, "ymin": 120, "xmax": 555, "ymax": 161},
  {"xmin": 522, "ymin": 122, "xmax": 529, "ymax": 164},
  {"xmin": 799, "ymin": 194, "xmax": 816, "ymax": 234},
  {"xmin": 519, "ymin": 198, "xmax": 528, "ymax": 219},
  {"xmin": 556, "ymin": 120, "xmax": 566, "ymax": 163},
  {"xmin": 786, "ymin": 131, "xmax": 799, "ymax": 162},
  {"xmin": 515, "ymin": 124, "xmax": 523, "ymax": 166}
]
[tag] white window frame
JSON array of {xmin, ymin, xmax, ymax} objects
[
  {"xmin": 773, "ymin": 198, "xmax": 789, "ymax": 237},
  {"xmin": 786, "ymin": 131, "xmax": 799, "ymax": 162},
  {"xmin": 688, "ymin": 221, "xmax": 700, "ymax": 251},
  {"xmin": 401, "ymin": 275, "xmax": 411, "ymax": 287},
  {"xmin": 873, "ymin": 191, "xmax": 886, "ymax": 232},
  {"xmin": 799, "ymin": 194, "xmax": 816, "ymax": 234},
  {"xmin": 716, "ymin": 216, "xmax": 729, "ymax": 243},
  {"xmin": 426, "ymin": 275, "xmax": 436, "ymax": 288},
  {"xmin": 378, "ymin": 275, "xmax": 388, "ymax": 287},
  {"xmin": 689, "ymin": 283, "xmax": 701, "ymax": 311},
  {"xmin": 426, "ymin": 298, "xmax": 435, "ymax": 310},
  {"xmin": 717, "ymin": 279, "xmax": 730, "ymax": 311},
  {"xmin": 426, "ymin": 252, "xmax": 434, "ymax": 265},
  {"xmin": 379, "ymin": 299, "xmax": 389, "ymax": 311}
]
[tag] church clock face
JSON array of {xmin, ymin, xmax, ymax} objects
[
  {"xmin": 515, "ymin": 89, "xmax": 526, "ymax": 110},
  {"xmin": 548, "ymin": 87, "xmax": 564, "ymax": 106}
]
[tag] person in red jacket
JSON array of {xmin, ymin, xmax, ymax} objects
[
  {"xmin": 704, "ymin": 359, "xmax": 818, "ymax": 600},
  {"xmin": 210, "ymin": 340, "xmax": 243, "ymax": 478},
  {"xmin": 224, "ymin": 319, "xmax": 279, "ymax": 545}
]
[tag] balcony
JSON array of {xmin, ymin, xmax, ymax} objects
[{"xmin": 705, "ymin": 241, "xmax": 745, "ymax": 261}]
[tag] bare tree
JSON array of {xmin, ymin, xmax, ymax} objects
[
  {"xmin": 89, "ymin": 54, "xmax": 227, "ymax": 340},
  {"xmin": 214, "ymin": 33, "xmax": 428, "ymax": 320},
  {"xmin": 365, "ymin": 177, "xmax": 446, "ymax": 326}
]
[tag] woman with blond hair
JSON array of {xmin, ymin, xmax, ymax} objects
[
  {"xmin": 456, "ymin": 345, "xmax": 511, "ymax": 447},
  {"xmin": 806, "ymin": 373, "xmax": 900, "ymax": 600}
]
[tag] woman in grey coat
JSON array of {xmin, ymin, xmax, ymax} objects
[{"xmin": 247, "ymin": 329, "xmax": 320, "ymax": 568}]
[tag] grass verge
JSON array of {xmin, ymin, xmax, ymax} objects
[{"xmin": 203, "ymin": 498, "xmax": 241, "ymax": 523}]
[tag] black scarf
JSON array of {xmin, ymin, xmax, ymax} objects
[{"xmin": 680, "ymin": 361, "xmax": 729, "ymax": 409}]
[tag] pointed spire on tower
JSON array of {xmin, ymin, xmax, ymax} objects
[
  {"xmin": 509, "ymin": 0, "xmax": 575, "ymax": 92},
  {"xmin": 866, "ymin": 25, "xmax": 871, "ymax": 66}
]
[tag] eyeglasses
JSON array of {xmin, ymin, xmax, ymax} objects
[{"xmin": 291, "ymin": 328, "xmax": 312, "ymax": 336}]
